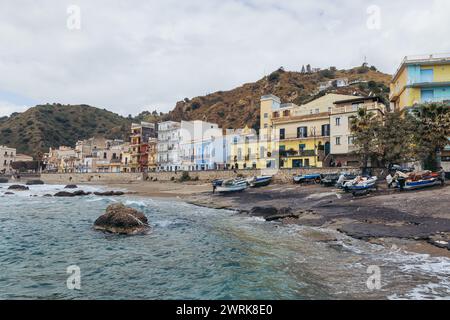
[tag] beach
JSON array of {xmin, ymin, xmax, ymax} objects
[{"xmin": 81, "ymin": 179, "xmax": 450, "ymax": 258}]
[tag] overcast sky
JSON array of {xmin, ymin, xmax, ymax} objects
[{"xmin": 0, "ymin": 0, "xmax": 449, "ymax": 117}]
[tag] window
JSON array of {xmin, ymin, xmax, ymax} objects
[
  {"xmin": 336, "ymin": 137, "xmax": 341, "ymax": 145},
  {"xmin": 335, "ymin": 117, "xmax": 341, "ymax": 126},
  {"xmin": 283, "ymin": 110, "xmax": 290, "ymax": 117},
  {"xmin": 299, "ymin": 144, "xmax": 306, "ymax": 151},
  {"xmin": 421, "ymin": 89, "xmax": 434, "ymax": 102},
  {"xmin": 348, "ymin": 136, "xmax": 354, "ymax": 145},
  {"xmin": 260, "ymin": 146, "xmax": 265, "ymax": 158},
  {"xmin": 264, "ymin": 123, "xmax": 268, "ymax": 128},
  {"xmin": 321, "ymin": 124, "xmax": 330, "ymax": 137},
  {"xmin": 315, "ymin": 108, "xmax": 320, "ymax": 114},
  {"xmin": 264, "ymin": 113, "xmax": 268, "ymax": 119},
  {"xmin": 280, "ymin": 128, "xmax": 285, "ymax": 140},
  {"xmin": 297, "ymin": 126, "xmax": 308, "ymax": 138},
  {"xmin": 420, "ymin": 68, "xmax": 433, "ymax": 83}
]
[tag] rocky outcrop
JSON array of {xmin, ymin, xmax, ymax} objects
[
  {"xmin": 26, "ymin": 180, "xmax": 45, "ymax": 185},
  {"xmin": 54, "ymin": 190, "xmax": 91, "ymax": 197},
  {"xmin": 248, "ymin": 206, "xmax": 298, "ymax": 221},
  {"xmin": 8, "ymin": 185, "xmax": 29, "ymax": 191},
  {"xmin": 93, "ymin": 191, "xmax": 125, "ymax": 196},
  {"xmin": 64, "ymin": 184, "xmax": 78, "ymax": 189},
  {"xmin": 93, "ymin": 203, "xmax": 150, "ymax": 235},
  {"xmin": 249, "ymin": 206, "xmax": 278, "ymax": 217}
]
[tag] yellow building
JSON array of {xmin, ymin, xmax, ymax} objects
[
  {"xmin": 390, "ymin": 53, "xmax": 450, "ymax": 110},
  {"xmin": 262, "ymin": 94, "xmax": 360, "ymax": 168}
]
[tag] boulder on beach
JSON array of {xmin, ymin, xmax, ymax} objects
[
  {"xmin": 94, "ymin": 203, "xmax": 150, "ymax": 235},
  {"xmin": 8, "ymin": 185, "xmax": 29, "ymax": 191},
  {"xmin": 26, "ymin": 180, "xmax": 45, "ymax": 185},
  {"xmin": 4, "ymin": 192, "xmax": 14, "ymax": 195},
  {"xmin": 93, "ymin": 191, "xmax": 125, "ymax": 196},
  {"xmin": 64, "ymin": 185, "xmax": 78, "ymax": 189},
  {"xmin": 54, "ymin": 190, "xmax": 91, "ymax": 197},
  {"xmin": 0, "ymin": 178, "xmax": 9, "ymax": 183}
]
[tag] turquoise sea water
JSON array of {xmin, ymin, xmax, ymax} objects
[{"xmin": 1, "ymin": 183, "xmax": 449, "ymax": 300}]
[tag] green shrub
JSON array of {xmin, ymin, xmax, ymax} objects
[{"xmin": 179, "ymin": 171, "xmax": 191, "ymax": 182}]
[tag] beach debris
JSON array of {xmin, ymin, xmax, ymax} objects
[
  {"xmin": 54, "ymin": 190, "xmax": 91, "ymax": 197},
  {"xmin": 26, "ymin": 180, "xmax": 45, "ymax": 185},
  {"xmin": 93, "ymin": 191, "xmax": 125, "ymax": 196},
  {"xmin": 93, "ymin": 203, "xmax": 150, "ymax": 235},
  {"xmin": 64, "ymin": 184, "xmax": 78, "ymax": 189},
  {"xmin": 8, "ymin": 185, "xmax": 29, "ymax": 191}
]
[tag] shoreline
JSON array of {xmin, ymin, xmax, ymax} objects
[{"xmin": 72, "ymin": 179, "xmax": 450, "ymax": 259}]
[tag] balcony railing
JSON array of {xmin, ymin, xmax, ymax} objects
[{"xmin": 280, "ymin": 150, "xmax": 316, "ymax": 157}]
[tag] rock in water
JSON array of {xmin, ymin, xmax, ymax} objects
[
  {"xmin": 54, "ymin": 190, "xmax": 91, "ymax": 197},
  {"xmin": 93, "ymin": 191, "xmax": 125, "ymax": 196},
  {"xmin": 94, "ymin": 203, "xmax": 150, "ymax": 235},
  {"xmin": 249, "ymin": 206, "xmax": 278, "ymax": 217},
  {"xmin": 64, "ymin": 184, "xmax": 78, "ymax": 189},
  {"xmin": 8, "ymin": 185, "xmax": 29, "ymax": 191},
  {"xmin": 26, "ymin": 180, "xmax": 45, "ymax": 185}
]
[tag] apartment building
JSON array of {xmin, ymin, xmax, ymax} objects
[
  {"xmin": 330, "ymin": 96, "xmax": 386, "ymax": 166},
  {"xmin": 129, "ymin": 122, "xmax": 157, "ymax": 172},
  {"xmin": 0, "ymin": 145, "xmax": 16, "ymax": 174},
  {"xmin": 390, "ymin": 53, "xmax": 450, "ymax": 110},
  {"xmin": 157, "ymin": 121, "xmax": 181, "ymax": 171},
  {"xmin": 263, "ymin": 94, "xmax": 359, "ymax": 168}
]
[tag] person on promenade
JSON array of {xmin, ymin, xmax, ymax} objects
[{"xmin": 438, "ymin": 167, "xmax": 446, "ymax": 186}]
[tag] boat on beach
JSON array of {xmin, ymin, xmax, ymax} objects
[
  {"xmin": 247, "ymin": 175, "xmax": 272, "ymax": 188},
  {"xmin": 321, "ymin": 173, "xmax": 340, "ymax": 187},
  {"xmin": 216, "ymin": 178, "xmax": 248, "ymax": 193},
  {"xmin": 343, "ymin": 176, "xmax": 378, "ymax": 192},
  {"xmin": 293, "ymin": 173, "xmax": 322, "ymax": 184},
  {"xmin": 335, "ymin": 173, "xmax": 358, "ymax": 188},
  {"xmin": 388, "ymin": 170, "xmax": 441, "ymax": 191}
]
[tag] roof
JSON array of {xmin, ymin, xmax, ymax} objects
[
  {"xmin": 392, "ymin": 53, "xmax": 450, "ymax": 82},
  {"xmin": 333, "ymin": 96, "xmax": 381, "ymax": 105}
]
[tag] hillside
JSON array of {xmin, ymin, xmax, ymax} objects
[
  {"xmin": 167, "ymin": 65, "xmax": 391, "ymax": 130},
  {"xmin": 0, "ymin": 104, "xmax": 132, "ymax": 155},
  {"xmin": 1, "ymin": 65, "xmax": 392, "ymax": 155}
]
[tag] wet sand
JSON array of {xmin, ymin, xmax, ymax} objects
[{"xmin": 80, "ymin": 179, "xmax": 450, "ymax": 257}]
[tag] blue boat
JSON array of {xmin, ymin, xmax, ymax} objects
[
  {"xmin": 293, "ymin": 173, "xmax": 322, "ymax": 184},
  {"xmin": 248, "ymin": 175, "xmax": 272, "ymax": 188},
  {"xmin": 343, "ymin": 176, "xmax": 378, "ymax": 192}
]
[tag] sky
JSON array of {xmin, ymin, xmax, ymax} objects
[{"xmin": 0, "ymin": 0, "xmax": 449, "ymax": 117}]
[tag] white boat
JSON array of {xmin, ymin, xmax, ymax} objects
[
  {"xmin": 248, "ymin": 175, "xmax": 272, "ymax": 188},
  {"xmin": 216, "ymin": 178, "xmax": 248, "ymax": 193},
  {"xmin": 343, "ymin": 176, "xmax": 378, "ymax": 191}
]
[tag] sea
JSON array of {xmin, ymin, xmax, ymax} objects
[{"xmin": 1, "ymin": 183, "xmax": 449, "ymax": 300}]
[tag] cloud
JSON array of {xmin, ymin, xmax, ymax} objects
[{"xmin": 0, "ymin": 0, "xmax": 449, "ymax": 117}]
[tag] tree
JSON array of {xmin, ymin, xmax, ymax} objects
[
  {"xmin": 306, "ymin": 64, "xmax": 312, "ymax": 73},
  {"xmin": 413, "ymin": 102, "xmax": 450, "ymax": 170},
  {"xmin": 301, "ymin": 65, "xmax": 306, "ymax": 73},
  {"xmin": 350, "ymin": 108, "xmax": 380, "ymax": 168}
]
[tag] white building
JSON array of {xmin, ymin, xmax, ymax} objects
[
  {"xmin": 157, "ymin": 121, "xmax": 181, "ymax": 171},
  {"xmin": 179, "ymin": 120, "xmax": 224, "ymax": 171},
  {"xmin": 0, "ymin": 146, "xmax": 16, "ymax": 174}
]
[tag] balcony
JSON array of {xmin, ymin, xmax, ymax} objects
[{"xmin": 280, "ymin": 149, "xmax": 316, "ymax": 157}]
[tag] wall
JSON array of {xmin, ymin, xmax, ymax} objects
[{"xmin": 40, "ymin": 167, "xmax": 361, "ymax": 184}]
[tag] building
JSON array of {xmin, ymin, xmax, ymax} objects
[
  {"xmin": 15, "ymin": 154, "xmax": 33, "ymax": 162},
  {"xmin": 227, "ymin": 126, "xmax": 263, "ymax": 170},
  {"xmin": 319, "ymin": 78, "xmax": 349, "ymax": 91},
  {"xmin": 44, "ymin": 146, "xmax": 78, "ymax": 173},
  {"xmin": 0, "ymin": 145, "xmax": 16, "ymax": 174},
  {"xmin": 179, "ymin": 120, "xmax": 224, "ymax": 171},
  {"xmin": 330, "ymin": 96, "xmax": 386, "ymax": 166},
  {"xmin": 147, "ymin": 138, "xmax": 157, "ymax": 171},
  {"xmin": 263, "ymin": 94, "xmax": 360, "ymax": 168},
  {"xmin": 129, "ymin": 122, "xmax": 157, "ymax": 172},
  {"xmin": 157, "ymin": 121, "xmax": 181, "ymax": 171},
  {"xmin": 390, "ymin": 53, "xmax": 450, "ymax": 110}
]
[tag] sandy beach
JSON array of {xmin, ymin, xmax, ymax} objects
[{"xmin": 77, "ymin": 178, "xmax": 450, "ymax": 258}]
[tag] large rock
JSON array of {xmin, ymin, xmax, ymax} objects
[
  {"xmin": 93, "ymin": 191, "xmax": 125, "ymax": 196},
  {"xmin": 0, "ymin": 178, "xmax": 8, "ymax": 183},
  {"xmin": 26, "ymin": 180, "xmax": 45, "ymax": 185},
  {"xmin": 54, "ymin": 190, "xmax": 91, "ymax": 197},
  {"xmin": 94, "ymin": 203, "xmax": 150, "ymax": 235},
  {"xmin": 8, "ymin": 185, "xmax": 29, "ymax": 191},
  {"xmin": 64, "ymin": 184, "xmax": 78, "ymax": 189}
]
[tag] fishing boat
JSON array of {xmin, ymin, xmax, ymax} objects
[
  {"xmin": 211, "ymin": 179, "xmax": 224, "ymax": 187},
  {"xmin": 248, "ymin": 175, "xmax": 272, "ymax": 188},
  {"xmin": 216, "ymin": 178, "xmax": 248, "ymax": 193},
  {"xmin": 343, "ymin": 176, "xmax": 378, "ymax": 192},
  {"xmin": 293, "ymin": 173, "xmax": 322, "ymax": 184},
  {"xmin": 389, "ymin": 170, "xmax": 440, "ymax": 191}
]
